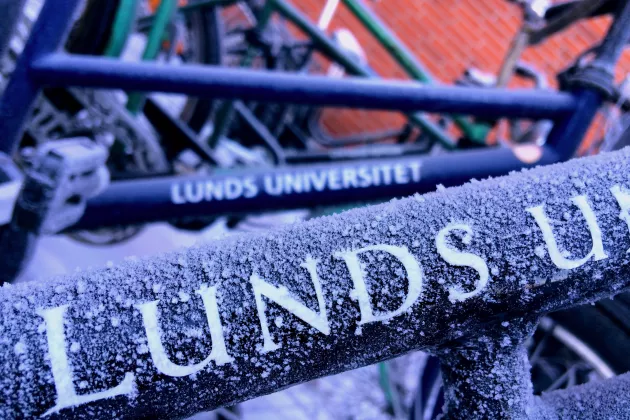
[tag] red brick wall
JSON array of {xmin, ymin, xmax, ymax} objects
[{"xmin": 288, "ymin": 0, "xmax": 630, "ymax": 149}]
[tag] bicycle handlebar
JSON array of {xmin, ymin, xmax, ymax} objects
[{"xmin": 2, "ymin": 148, "xmax": 630, "ymax": 418}]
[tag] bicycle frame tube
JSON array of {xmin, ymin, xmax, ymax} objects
[
  {"xmin": 103, "ymin": 0, "xmax": 139, "ymax": 57},
  {"xmin": 178, "ymin": 0, "xmax": 457, "ymax": 148},
  {"xmin": 70, "ymin": 145, "xmax": 559, "ymax": 230},
  {"xmin": 1, "ymin": 0, "xmax": 610, "ymax": 155},
  {"xmin": 0, "ymin": 0, "xmax": 78, "ymax": 156},
  {"xmin": 341, "ymin": 0, "xmax": 491, "ymax": 144},
  {"xmin": 30, "ymin": 56, "xmax": 579, "ymax": 117},
  {"xmin": 0, "ymin": 0, "xmax": 627, "ymax": 217},
  {"xmin": 1, "ymin": 2, "xmax": 630, "ymax": 416},
  {"xmin": 4, "ymin": 148, "xmax": 630, "ymax": 417},
  {"xmin": 545, "ymin": 0, "xmax": 630, "ymax": 160},
  {"xmin": 108, "ymin": 0, "xmax": 626, "ymax": 150},
  {"xmin": 126, "ymin": 0, "xmax": 178, "ymax": 113},
  {"xmin": 0, "ymin": 0, "xmax": 27, "ymax": 62},
  {"xmin": 341, "ymin": 0, "xmax": 434, "ymax": 84}
]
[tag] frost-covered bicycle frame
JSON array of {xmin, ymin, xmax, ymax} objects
[
  {"xmin": 0, "ymin": 0, "xmax": 628, "ymax": 233},
  {"xmin": 4, "ymin": 136, "xmax": 630, "ymax": 418}
]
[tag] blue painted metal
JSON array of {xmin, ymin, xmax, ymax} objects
[
  {"xmin": 30, "ymin": 54, "xmax": 578, "ymax": 119},
  {"xmin": 0, "ymin": 0, "xmax": 84, "ymax": 155},
  {"xmin": 70, "ymin": 145, "xmax": 558, "ymax": 230},
  {"xmin": 0, "ymin": 0, "xmax": 626, "ymax": 238},
  {"xmin": 544, "ymin": 89, "xmax": 603, "ymax": 160},
  {"xmin": 545, "ymin": 0, "xmax": 630, "ymax": 159},
  {"xmin": 5, "ymin": 146, "xmax": 630, "ymax": 418},
  {"xmin": 594, "ymin": 0, "xmax": 630, "ymax": 70},
  {"xmin": 0, "ymin": 3, "xmax": 629, "ymax": 416}
]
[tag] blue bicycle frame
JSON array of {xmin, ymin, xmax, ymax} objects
[{"xmin": 0, "ymin": 0, "xmax": 628, "ymax": 231}]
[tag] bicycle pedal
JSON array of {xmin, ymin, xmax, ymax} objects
[{"xmin": 15, "ymin": 138, "xmax": 110, "ymax": 234}]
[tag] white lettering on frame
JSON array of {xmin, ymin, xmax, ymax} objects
[
  {"xmin": 335, "ymin": 244, "xmax": 422, "ymax": 324},
  {"xmin": 38, "ymin": 305, "xmax": 136, "ymax": 417},
  {"xmin": 135, "ymin": 285, "xmax": 233, "ymax": 377},
  {"xmin": 435, "ymin": 223, "xmax": 490, "ymax": 302},
  {"xmin": 527, "ymin": 195, "xmax": 607, "ymax": 270},
  {"xmin": 251, "ymin": 257, "xmax": 329, "ymax": 353}
]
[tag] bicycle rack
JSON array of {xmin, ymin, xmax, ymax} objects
[{"xmin": 2, "ymin": 148, "xmax": 630, "ymax": 418}]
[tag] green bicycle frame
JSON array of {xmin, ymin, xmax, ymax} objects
[
  {"xmin": 341, "ymin": 0, "xmax": 490, "ymax": 144},
  {"xmin": 102, "ymin": 0, "xmax": 180, "ymax": 113},
  {"xmin": 126, "ymin": 0, "xmax": 178, "ymax": 113},
  {"xmin": 103, "ymin": 0, "xmax": 139, "ymax": 57}
]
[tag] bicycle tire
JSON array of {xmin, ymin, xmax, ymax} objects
[
  {"xmin": 66, "ymin": 0, "xmax": 120, "ymax": 55},
  {"xmin": 175, "ymin": 3, "xmax": 224, "ymax": 133}
]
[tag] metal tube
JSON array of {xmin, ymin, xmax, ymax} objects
[
  {"xmin": 70, "ymin": 145, "xmax": 559, "ymax": 230},
  {"xmin": 283, "ymin": 142, "xmax": 433, "ymax": 163},
  {"xmin": 0, "ymin": 0, "xmax": 84, "ymax": 154},
  {"xmin": 530, "ymin": 0, "xmax": 610, "ymax": 45},
  {"xmin": 437, "ymin": 318, "xmax": 539, "ymax": 418},
  {"xmin": 142, "ymin": 98, "xmax": 218, "ymax": 165},
  {"xmin": 545, "ymin": 1, "xmax": 630, "ymax": 158},
  {"xmin": 591, "ymin": 0, "xmax": 630, "ymax": 71},
  {"xmin": 544, "ymin": 89, "xmax": 602, "ymax": 159},
  {"xmin": 342, "ymin": 0, "xmax": 433, "ymax": 82},
  {"xmin": 3, "ymin": 148, "xmax": 630, "ymax": 417},
  {"xmin": 537, "ymin": 373, "xmax": 630, "ymax": 417},
  {"xmin": 126, "ymin": 0, "xmax": 178, "ymax": 113},
  {"xmin": 273, "ymin": 0, "xmax": 368, "ymax": 76},
  {"xmin": 103, "ymin": 0, "xmax": 140, "ymax": 57},
  {"xmin": 233, "ymin": 101, "xmax": 286, "ymax": 164},
  {"xmin": 30, "ymin": 54, "xmax": 578, "ymax": 119}
]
